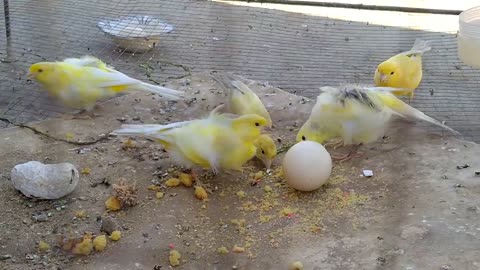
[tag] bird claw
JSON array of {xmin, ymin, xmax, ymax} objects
[
  {"xmin": 69, "ymin": 110, "xmax": 100, "ymax": 120},
  {"xmin": 331, "ymin": 145, "xmax": 363, "ymax": 163},
  {"xmin": 189, "ymin": 169, "xmax": 214, "ymax": 194},
  {"xmin": 194, "ymin": 180, "xmax": 214, "ymax": 194},
  {"xmin": 325, "ymin": 139, "xmax": 344, "ymax": 150}
]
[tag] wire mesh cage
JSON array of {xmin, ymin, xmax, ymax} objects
[{"xmin": 0, "ymin": 0, "xmax": 479, "ymax": 141}]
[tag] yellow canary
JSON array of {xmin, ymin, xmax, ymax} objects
[
  {"xmin": 111, "ymin": 105, "xmax": 268, "ymax": 173},
  {"xmin": 212, "ymin": 73, "xmax": 276, "ymax": 168},
  {"xmin": 374, "ymin": 39, "xmax": 432, "ymax": 101},
  {"xmin": 253, "ymin": 134, "xmax": 277, "ymax": 170},
  {"xmin": 27, "ymin": 55, "xmax": 184, "ymax": 111},
  {"xmin": 296, "ymin": 85, "xmax": 459, "ymax": 146},
  {"xmin": 212, "ymin": 73, "xmax": 273, "ymax": 128}
]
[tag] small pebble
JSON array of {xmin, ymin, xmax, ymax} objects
[
  {"xmin": 0, "ymin": 254, "xmax": 12, "ymax": 261},
  {"xmin": 362, "ymin": 170, "xmax": 374, "ymax": 177},
  {"xmin": 456, "ymin": 164, "xmax": 469, "ymax": 169},
  {"xmin": 101, "ymin": 216, "xmax": 119, "ymax": 235},
  {"xmin": 32, "ymin": 212, "xmax": 48, "ymax": 222}
]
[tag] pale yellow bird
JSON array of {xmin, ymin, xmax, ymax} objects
[
  {"xmin": 212, "ymin": 73, "xmax": 273, "ymax": 128},
  {"xmin": 27, "ymin": 55, "xmax": 184, "ymax": 113},
  {"xmin": 253, "ymin": 134, "xmax": 277, "ymax": 170},
  {"xmin": 296, "ymin": 85, "xmax": 459, "ymax": 161},
  {"xmin": 374, "ymin": 39, "xmax": 432, "ymax": 101},
  {"xmin": 212, "ymin": 73, "xmax": 277, "ymax": 169},
  {"xmin": 111, "ymin": 105, "xmax": 268, "ymax": 175}
]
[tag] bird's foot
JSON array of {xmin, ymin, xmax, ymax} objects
[
  {"xmin": 69, "ymin": 109, "xmax": 100, "ymax": 120},
  {"xmin": 188, "ymin": 169, "xmax": 214, "ymax": 194},
  {"xmin": 325, "ymin": 139, "xmax": 344, "ymax": 150},
  {"xmin": 331, "ymin": 144, "xmax": 363, "ymax": 163}
]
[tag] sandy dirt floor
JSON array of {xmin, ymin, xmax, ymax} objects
[{"xmin": 0, "ymin": 72, "xmax": 479, "ymax": 270}]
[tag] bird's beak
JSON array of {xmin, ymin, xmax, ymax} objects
[
  {"xmin": 27, "ymin": 72, "xmax": 34, "ymax": 80},
  {"xmin": 262, "ymin": 158, "xmax": 272, "ymax": 170},
  {"xmin": 379, "ymin": 74, "xmax": 388, "ymax": 83}
]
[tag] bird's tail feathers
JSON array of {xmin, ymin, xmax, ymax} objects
[
  {"xmin": 212, "ymin": 73, "xmax": 251, "ymax": 95},
  {"xmin": 138, "ymin": 82, "xmax": 184, "ymax": 100},
  {"xmin": 381, "ymin": 95, "xmax": 460, "ymax": 135},
  {"xmin": 111, "ymin": 121, "xmax": 191, "ymax": 137},
  {"xmin": 408, "ymin": 38, "xmax": 432, "ymax": 55}
]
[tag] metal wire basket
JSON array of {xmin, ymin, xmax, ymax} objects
[{"xmin": 97, "ymin": 15, "xmax": 174, "ymax": 53}]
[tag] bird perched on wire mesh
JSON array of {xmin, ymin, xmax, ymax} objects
[
  {"xmin": 27, "ymin": 55, "xmax": 184, "ymax": 116},
  {"xmin": 212, "ymin": 73, "xmax": 277, "ymax": 169},
  {"xmin": 111, "ymin": 105, "xmax": 268, "ymax": 184},
  {"xmin": 374, "ymin": 38, "xmax": 432, "ymax": 102},
  {"xmin": 296, "ymin": 84, "xmax": 459, "ymax": 161}
]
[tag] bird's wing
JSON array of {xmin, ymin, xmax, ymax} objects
[{"xmin": 374, "ymin": 90, "xmax": 460, "ymax": 135}]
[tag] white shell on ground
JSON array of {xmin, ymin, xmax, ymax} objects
[
  {"xmin": 11, "ymin": 161, "xmax": 79, "ymax": 199},
  {"xmin": 282, "ymin": 141, "xmax": 332, "ymax": 191}
]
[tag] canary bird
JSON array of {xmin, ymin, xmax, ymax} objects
[
  {"xmin": 111, "ymin": 105, "xmax": 268, "ymax": 174},
  {"xmin": 374, "ymin": 39, "xmax": 432, "ymax": 101},
  {"xmin": 212, "ymin": 73, "xmax": 273, "ymax": 128},
  {"xmin": 27, "ymin": 55, "xmax": 184, "ymax": 112},
  {"xmin": 212, "ymin": 73, "xmax": 277, "ymax": 168},
  {"xmin": 253, "ymin": 134, "xmax": 277, "ymax": 170},
  {"xmin": 296, "ymin": 85, "xmax": 459, "ymax": 160}
]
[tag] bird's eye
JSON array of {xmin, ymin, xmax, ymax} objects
[
  {"xmin": 390, "ymin": 71, "xmax": 394, "ymax": 75},
  {"xmin": 38, "ymin": 69, "xmax": 43, "ymax": 73},
  {"xmin": 261, "ymin": 150, "xmax": 265, "ymax": 154},
  {"xmin": 255, "ymin": 122, "xmax": 259, "ymax": 126},
  {"xmin": 301, "ymin": 135, "xmax": 306, "ymax": 141}
]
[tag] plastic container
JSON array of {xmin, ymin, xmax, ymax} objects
[
  {"xmin": 458, "ymin": 6, "xmax": 480, "ymax": 67},
  {"xmin": 97, "ymin": 16, "xmax": 174, "ymax": 53}
]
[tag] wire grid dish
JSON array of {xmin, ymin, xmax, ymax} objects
[{"xmin": 97, "ymin": 15, "xmax": 174, "ymax": 53}]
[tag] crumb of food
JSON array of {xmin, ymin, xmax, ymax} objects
[
  {"xmin": 236, "ymin": 191, "xmax": 247, "ymax": 198},
  {"xmin": 217, "ymin": 246, "xmax": 229, "ymax": 254},
  {"xmin": 93, "ymin": 235, "xmax": 107, "ymax": 252},
  {"xmin": 264, "ymin": 185, "xmax": 272, "ymax": 192},
  {"xmin": 74, "ymin": 210, "xmax": 88, "ymax": 219},
  {"xmin": 65, "ymin": 133, "xmax": 74, "ymax": 139},
  {"xmin": 110, "ymin": 231, "xmax": 121, "ymax": 241},
  {"xmin": 289, "ymin": 261, "xmax": 304, "ymax": 270},
  {"xmin": 72, "ymin": 234, "xmax": 93, "ymax": 256},
  {"xmin": 112, "ymin": 179, "xmax": 138, "ymax": 207},
  {"xmin": 165, "ymin": 178, "xmax": 181, "ymax": 187},
  {"xmin": 156, "ymin": 192, "xmax": 165, "ymax": 199},
  {"xmin": 38, "ymin": 241, "xmax": 50, "ymax": 253},
  {"xmin": 259, "ymin": 215, "xmax": 274, "ymax": 223},
  {"xmin": 80, "ymin": 167, "xmax": 91, "ymax": 175},
  {"xmin": 148, "ymin": 185, "xmax": 162, "ymax": 191},
  {"xmin": 179, "ymin": 173, "xmax": 194, "ymax": 187},
  {"xmin": 105, "ymin": 196, "xmax": 122, "ymax": 211},
  {"xmin": 122, "ymin": 138, "xmax": 136, "ymax": 150},
  {"xmin": 169, "ymin": 249, "xmax": 181, "ymax": 266},
  {"xmin": 194, "ymin": 186, "xmax": 208, "ymax": 200},
  {"xmin": 274, "ymin": 167, "xmax": 284, "ymax": 178},
  {"xmin": 232, "ymin": 245, "xmax": 245, "ymax": 253},
  {"xmin": 201, "ymin": 204, "xmax": 207, "ymax": 209},
  {"xmin": 254, "ymin": 171, "xmax": 263, "ymax": 180},
  {"xmin": 279, "ymin": 207, "xmax": 296, "ymax": 217},
  {"xmin": 241, "ymin": 201, "xmax": 257, "ymax": 211}
]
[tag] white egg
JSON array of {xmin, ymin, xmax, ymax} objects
[{"xmin": 282, "ymin": 141, "xmax": 332, "ymax": 191}]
